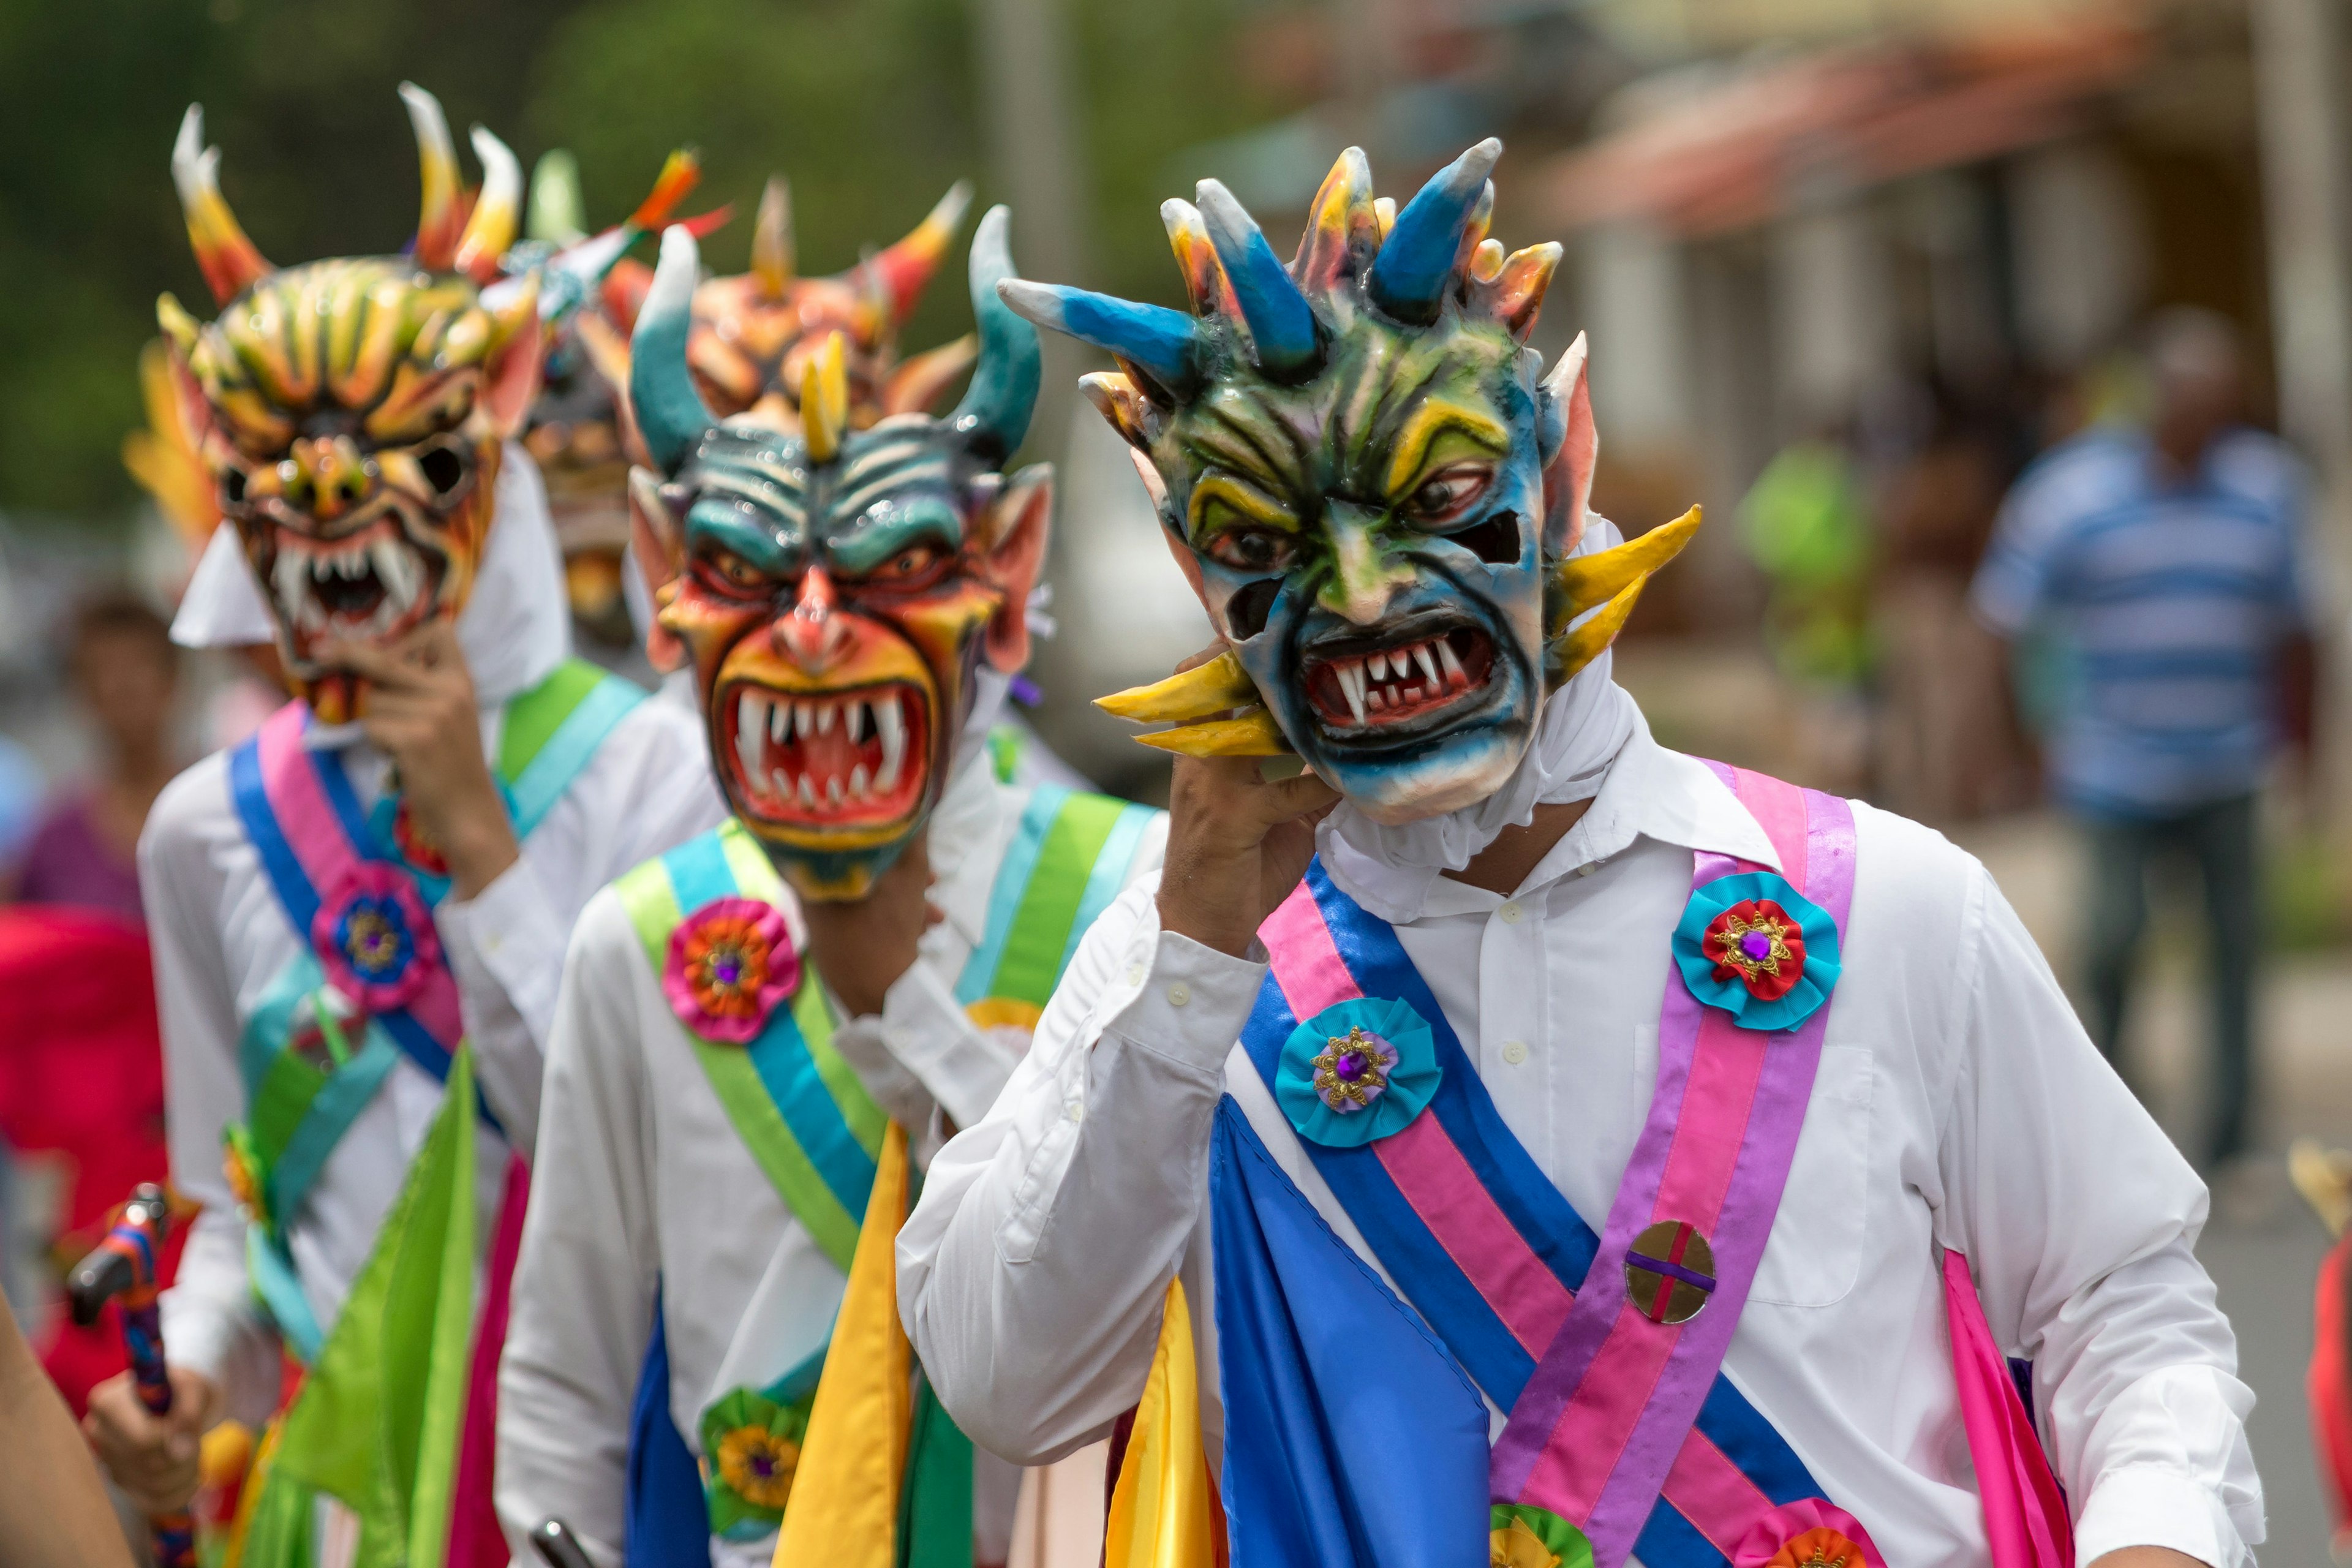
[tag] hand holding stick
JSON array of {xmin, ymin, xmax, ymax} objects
[{"xmin": 69, "ymin": 1184, "xmax": 198, "ymax": 1568}]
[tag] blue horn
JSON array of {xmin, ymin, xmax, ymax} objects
[
  {"xmin": 949, "ymin": 206, "xmax": 1042, "ymax": 461},
  {"xmin": 1367, "ymin": 138, "xmax": 1502, "ymax": 325},
  {"xmin": 995, "ymin": 279, "xmax": 1200, "ymax": 400},
  {"xmin": 1195, "ymin": 179, "xmax": 1317, "ymax": 379},
  {"xmin": 629, "ymin": 225, "xmax": 717, "ymax": 474}
]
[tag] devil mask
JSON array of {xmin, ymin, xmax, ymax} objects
[
  {"xmin": 1003, "ymin": 140, "xmax": 1697, "ymax": 824},
  {"xmin": 156, "ymin": 86, "xmax": 543, "ymax": 724},
  {"xmin": 628, "ymin": 209, "xmax": 1046, "ymax": 900}
]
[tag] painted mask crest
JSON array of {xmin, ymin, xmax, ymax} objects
[
  {"xmin": 627, "ymin": 207, "xmax": 1046, "ymax": 901},
  {"xmin": 1001, "ymin": 138, "xmax": 1700, "ymax": 824},
  {"xmin": 150, "ymin": 85, "xmax": 545, "ymax": 724}
]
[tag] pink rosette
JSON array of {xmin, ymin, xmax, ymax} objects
[
  {"xmin": 1733, "ymin": 1499, "xmax": 1886, "ymax": 1568},
  {"xmin": 311, "ymin": 861, "xmax": 440, "ymax": 1014},
  {"xmin": 664, "ymin": 896, "xmax": 800, "ymax": 1044}
]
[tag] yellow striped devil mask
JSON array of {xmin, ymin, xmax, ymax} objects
[
  {"xmin": 155, "ymin": 86, "xmax": 543, "ymax": 723},
  {"xmin": 1001, "ymin": 140, "xmax": 1698, "ymax": 823}
]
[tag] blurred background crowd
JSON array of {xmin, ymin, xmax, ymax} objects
[{"xmin": 7, "ymin": 0, "xmax": 2352, "ymax": 1552}]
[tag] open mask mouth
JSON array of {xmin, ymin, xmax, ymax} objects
[
  {"xmin": 721, "ymin": 681, "xmax": 928, "ymax": 829},
  {"xmin": 1301, "ymin": 622, "xmax": 1497, "ymax": 741},
  {"xmin": 258, "ymin": 518, "xmax": 444, "ymax": 660}
]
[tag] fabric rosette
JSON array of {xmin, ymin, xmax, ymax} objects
[
  {"xmin": 1276, "ymin": 995, "xmax": 1440, "ymax": 1148},
  {"xmin": 1490, "ymin": 1502, "xmax": 1594, "ymax": 1567},
  {"xmin": 310, "ymin": 861, "xmax": 440, "ymax": 1014},
  {"xmin": 698, "ymin": 1384, "xmax": 812, "ymax": 1536},
  {"xmin": 665, "ymin": 896, "xmax": 799, "ymax": 1044},
  {"xmin": 1672, "ymin": 870, "xmax": 1841, "ymax": 1031},
  {"xmin": 1732, "ymin": 1498, "xmax": 1884, "ymax": 1567}
]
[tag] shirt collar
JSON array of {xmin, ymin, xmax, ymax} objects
[{"xmin": 1409, "ymin": 713, "xmax": 1782, "ymax": 919}]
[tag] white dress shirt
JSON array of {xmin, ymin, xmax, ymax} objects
[
  {"xmin": 145, "ymin": 478, "xmax": 728, "ymax": 1428},
  {"xmin": 899, "ymin": 715, "xmax": 2263, "ymax": 1567},
  {"xmin": 496, "ymin": 757, "xmax": 1167, "ymax": 1567}
]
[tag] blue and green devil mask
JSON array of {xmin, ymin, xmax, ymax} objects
[
  {"xmin": 1001, "ymin": 139, "xmax": 1698, "ymax": 824},
  {"xmin": 627, "ymin": 208, "xmax": 1046, "ymax": 900}
]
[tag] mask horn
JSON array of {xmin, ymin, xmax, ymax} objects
[
  {"xmin": 454, "ymin": 125, "xmax": 521, "ymax": 283},
  {"xmin": 1367, "ymin": 137, "xmax": 1502, "ymax": 324},
  {"xmin": 527, "ymin": 149, "xmax": 587, "ymax": 246},
  {"xmin": 172, "ymin": 105, "xmax": 272, "ymax": 306},
  {"xmin": 1292, "ymin": 146, "xmax": 1379, "ymax": 296},
  {"xmin": 399, "ymin": 82, "xmax": 464, "ymax": 270},
  {"xmin": 1195, "ymin": 179, "xmax": 1317, "ymax": 378},
  {"xmin": 801, "ymin": 331, "xmax": 850, "ymax": 464},
  {"xmin": 949, "ymin": 205, "xmax": 1041, "ymax": 461},
  {"xmin": 996, "ymin": 280, "xmax": 1200, "ymax": 402},
  {"xmin": 864, "ymin": 180, "xmax": 973, "ymax": 328},
  {"xmin": 751, "ymin": 176, "xmax": 794, "ymax": 300},
  {"xmin": 630, "ymin": 226, "xmax": 718, "ymax": 475}
]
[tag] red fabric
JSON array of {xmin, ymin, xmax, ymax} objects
[
  {"xmin": 447, "ymin": 1152, "xmax": 530, "ymax": 1568},
  {"xmin": 0, "ymin": 908, "xmax": 176, "ymax": 1414},
  {"xmin": 2312, "ymin": 1234, "xmax": 2352, "ymax": 1548}
]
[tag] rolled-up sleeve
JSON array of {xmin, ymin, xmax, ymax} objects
[
  {"xmin": 897, "ymin": 877, "xmax": 1263, "ymax": 1464},
  {"xmin": 1937, "ymin": 870, "xmax": 2261, "ymax": 1564}
]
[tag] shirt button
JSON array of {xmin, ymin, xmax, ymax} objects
[
  {"xmin": 1167, "ymin": 982, "xmax": 1191, "ymax": 1008},
  {"xmin": 1066, "ymin": 1101, "xmax": 1085, "ymax": 1124},
  {"xmin": 1577, "ymin": 862, "xmax": 1597, "ymax": 878},
  {"xmin": 1125, "ymin": 961, "xmax": 1145, "ymax": 986},
  {"xmin": 1498, "ymin": 902, "xmax": 1524, "ymax": 924},
  {"xmin": 1501, "ymin": 1040, "xmax": 1529, "ymax": 1065}
]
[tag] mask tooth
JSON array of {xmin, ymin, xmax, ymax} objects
[
  {"xmin": 1368, "ymin": 650, "xmax": 1390, "ymax": 680},
  {"xmin": 1412, "ymin": 642, "xmax": 1439, "ymax": 686},
  {"xmin": 274, "ymin": 548, "xmax": 308, "ymax": 619},
  {"xmin": 769, "ymin": 699, "xmax": 792, "ymax": 744},
  {"xmin": 827, "ymin": 775, "xmax": 845, "ymax": 806},
  {"xmin": 796, "ymin": 699, "xmax": 818, "ymax": 737},
  {"xmin": 798, "ymin": 774, "xmax": 818, "ymax": 810},
  {"xmin": 1337, "ymin": 661, "xmax": 1368, "ymax": 725},
  {"xmin": 1437, "ymin": 638, "xmax": 1467, "ymax": 688},
  {"xmin": 850, "ymin": 763, "xmax": 870, "ymax": 798},
  {"xmin": 769, "ymin": 767, "xmax": 791, "ymax": 802},
  {"xmin": 736, "ymin": 692, "xmax": 767, "ymax": 782},
  {"xmin": 369, "ymin": 538, "xmax": 414, "ymax": 609},
  {"xmin": 1368, "ymin": 687, "xmax": 1387, "ymax": 712},
  {"xmin": 875, "ymin": 698, "xmax": 907, "ymax": 791},
  {"xmin": 816, "ymin": 699, "xmax": 836, "ymax": 736},
  {"xmin": 845, "ymin": 699, "xmax": 866, "ymax": 744}
]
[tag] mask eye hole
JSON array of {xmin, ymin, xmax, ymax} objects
[
  {"xmin": 417, "ymin": 440, "xmax": 471, "ymax": 502},
  {"xmin": 862, "ymin": 543, "xmax": 948, "ymax": 589},
  {"xmin": 1204, "ymin": 529, "xmax": 1296, "ymax": 574},
  {"xmin": 219, "ymin": 464, "xmax": 250, "ymax": 510},
  {"xmin": 696, "ymin": 548, "xmax": 771, "ymax": 598},
  {"xmin": 1403, "ymin": 462, "xmax": 1493, "ymax": 527}
]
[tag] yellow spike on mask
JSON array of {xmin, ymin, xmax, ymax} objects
[
  {"xmin": 801, "ymin": 331, "xmax": 850, "ymax": 463},
  {"xmin": 156, "ymin": 292, "xmax": 202, "ymax": 357},
  {"xmin": 752, "ymin": 176, "xmax": 794, "ymax": 299},
  {"xmin": 1552, "ymin": 505, "xmax": 1700, "ymax": 625},
  {"xmin": 1547, "ymin": 506, "xmax": 1703, "ymax": 681},
  {"xmin": 1132, "ymin": 709, "xmax": 1290, "ymax": 756},
  {"xmin": 1095, "ymin": 649, "xmax": 1257, "ymax": 722}
]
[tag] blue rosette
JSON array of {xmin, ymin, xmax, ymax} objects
[
  {"xmin": 1276, "ymin": 995, "xmax": 1441, "ymax": 1147},
  {"xmin": 1672, "ymin": 869, "xmax": 1841, "ymax": 1031}
]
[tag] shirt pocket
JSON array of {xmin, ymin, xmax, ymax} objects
[{"xmin": 1747, "ymin": 1044, "xmax": 1875, "ymax": 1308}]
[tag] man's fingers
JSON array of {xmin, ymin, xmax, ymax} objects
[
  {"xmin": 1259, "ymin": 769, "xmax": 1341, "ymax": 821},
  {"xmin": 317, "ymin": 638, "xmax": 428, "ymax": 692},
  {"xmin": 1172, "ymin": 639, "xmax": 1231, "ymax": 675}
]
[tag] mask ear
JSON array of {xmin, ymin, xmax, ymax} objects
[
  {"xmin": 1539, "ymin": 331, "xmax": 1596, "ymax": 558},
  {"xmin": 478, "ymin": 276, "xmax": 545, "ymax": 442},
  {"xmin": 627, "ymin": 467, "xmax": 687, "ymax": 672},
  {"xmin": 972, "ymin": 463, "xmax": 1052, "ymax": 673}
]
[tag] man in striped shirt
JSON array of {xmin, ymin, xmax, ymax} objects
[{"xmin": 1971, "ymin": 308, "xmax": 2319, "ymax": 1169}]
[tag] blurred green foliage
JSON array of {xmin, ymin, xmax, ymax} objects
[{"xmin": 0, "ymin": 0, "xmax": 1287, "ymax": 522}]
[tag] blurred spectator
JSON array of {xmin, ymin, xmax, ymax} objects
[
  {"xmin": 7, "ymin": 594, "xmax": 180, "ymax": 918},
  {"xmin": 1873, "ymin": 382, "xmax": 2032, "ymax": 821},
  {"xmin": 1970, "ymin": 307, "xmax": 2319, "ymax": 1172}
]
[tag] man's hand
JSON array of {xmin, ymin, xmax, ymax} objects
[
  {"xmin": 81, "ymin": 1365, "xmax": 221, "ymax": 1515},
  {"xmin": 321, "ymin": 622, "xmax": 520, "ymax": 899},
  {"xmin": 801, "ymin": 834, "xmax": 944, "ymax": 1019},
  {"xmin": 1155, "ymin": 646, "xmax": 1340, "ymax": 958}
]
